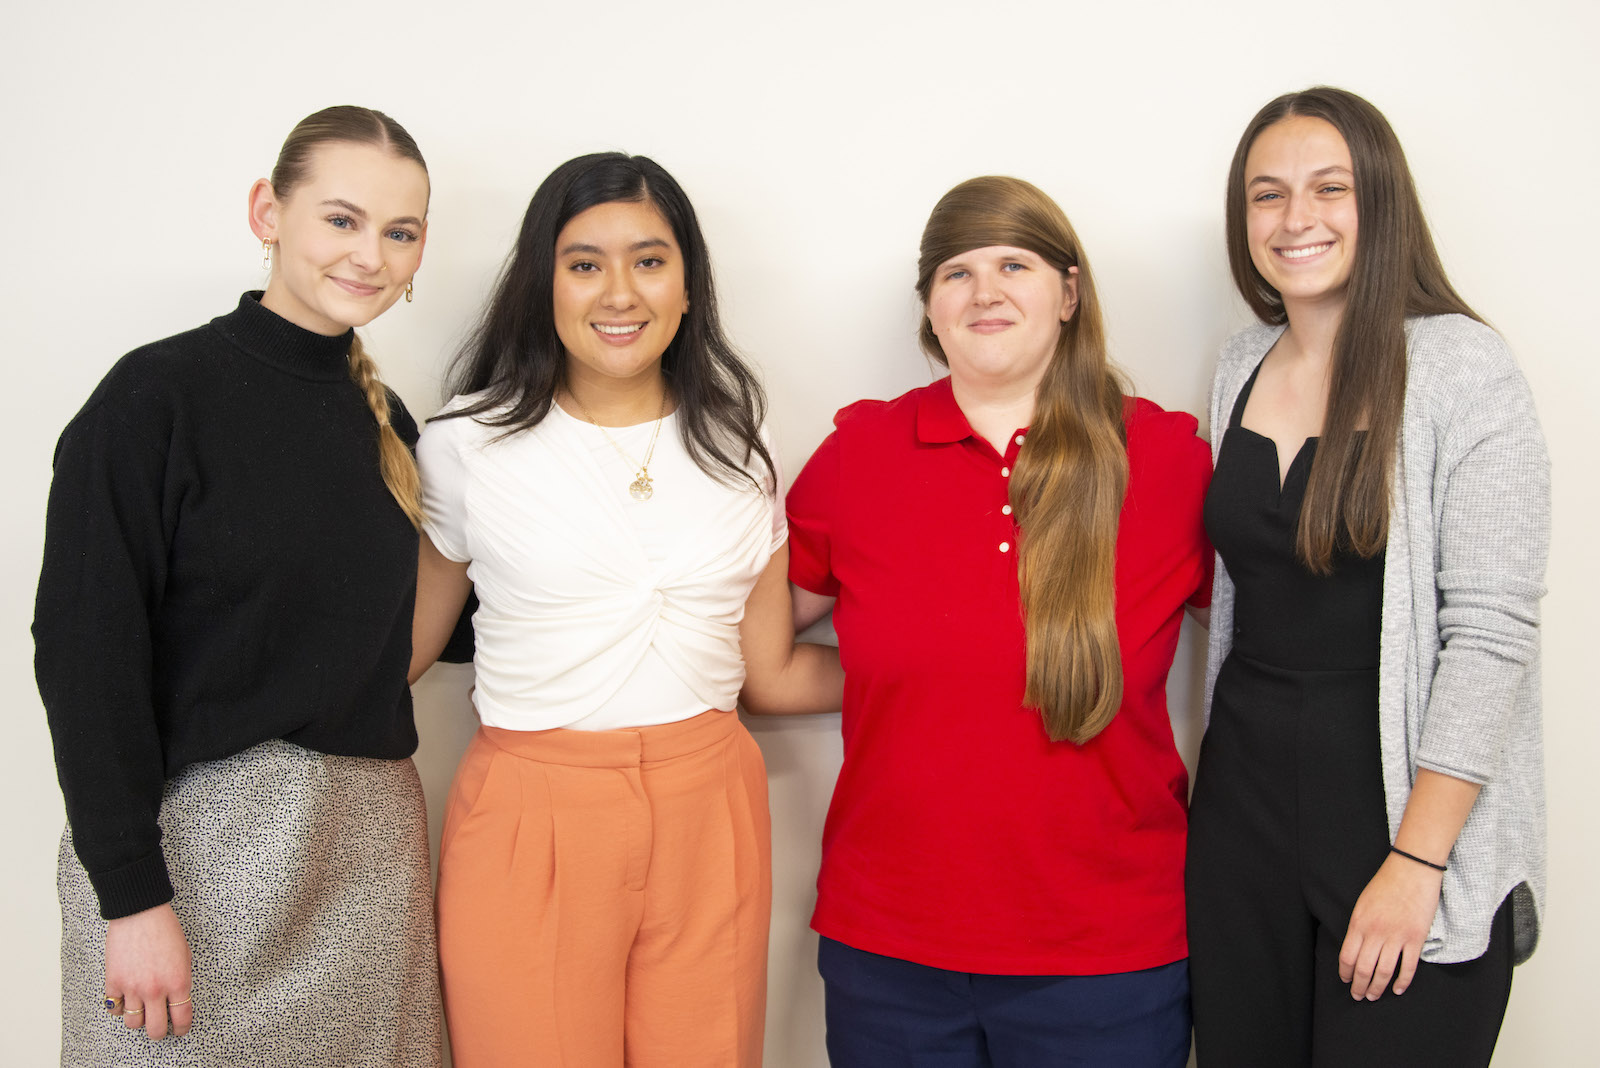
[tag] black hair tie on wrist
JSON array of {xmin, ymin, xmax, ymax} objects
[{"xmin": 1390, "ymin": 845, "xmax": 1448, "ymax": 872}]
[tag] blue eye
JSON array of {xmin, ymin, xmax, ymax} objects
[
  {"xmin": 386, "ymin": 228, "xmax": 418, "ymax": 243},
  {"xmin": 1000, "ymin": 262, "xmax": 1025, "ymax": 272},
  {"xmin": 328, "ymin": 214, "xmax": 355, "ymax": 229},
  {"xmin": 946, "ymin": 269, "xmax": 969, "ymax": 281},
  {"xmin": 1253, "ymin": 191, "xmax": 1282, "ymax": 203}
]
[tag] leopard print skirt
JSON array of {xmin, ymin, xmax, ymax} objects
[{"xmin": 58, "ymin": 739, "xmax": 443, "ymax": 1067}]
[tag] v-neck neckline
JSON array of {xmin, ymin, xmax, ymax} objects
[
  {"xmin": 1230, "ymin": 362, "xmax": 1318, "ymax": 498},
  {"xmin": 1234, "ymin": 424, "xmax": 1316, "ymax": 498}
]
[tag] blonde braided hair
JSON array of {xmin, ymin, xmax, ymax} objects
[{"xmin": 346, "ymin": 333, "xmax": 424, "ymax": 527}]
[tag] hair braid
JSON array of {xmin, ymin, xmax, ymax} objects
[{"xmin": 347, "ymin": 333, "xmax": 424, "ymax": 528}]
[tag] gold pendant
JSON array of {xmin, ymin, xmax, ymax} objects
[{"xmin": 629, "ymin": 475, "xmax": 654, "ymax": 501}]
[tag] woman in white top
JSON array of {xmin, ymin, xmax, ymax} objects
[{"xmin": 409, "ymin": 152, "xmax": 839, "ymax": 1068}]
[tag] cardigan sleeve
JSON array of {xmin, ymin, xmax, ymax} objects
[
  {"xmin": 33, "ymin": 399, "xmax": 177, "ymax": 919},
  {"xmin": 1413, "ymin": 327, "xmax": 1550, "ymax": 783}
]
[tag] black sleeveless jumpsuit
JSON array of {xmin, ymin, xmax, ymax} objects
[{"xmin": 1186, "ymin": 364, "xmax": 1512, "ymax": 1067}]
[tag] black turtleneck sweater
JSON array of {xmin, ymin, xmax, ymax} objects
[{"xmin": 34, "ymin": 293, "xmax": 427, "ymax": 920}]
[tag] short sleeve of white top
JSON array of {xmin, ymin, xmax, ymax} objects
[{"xmin": 417, "ymin": 395, "xmax": 787, "ymax": 732}]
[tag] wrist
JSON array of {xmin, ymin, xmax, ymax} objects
[
  {"xmin": 1389, "ymin": 844, "xmax": 1448, "ymax": 873},
  {"xmin": 89, "ymin": 851, "xmax": 175, "ymax": 921}
]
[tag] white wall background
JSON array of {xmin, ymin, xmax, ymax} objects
[{"xmin": 4, "ymin": 1, "xmax": 1595, "ymax": 1064}]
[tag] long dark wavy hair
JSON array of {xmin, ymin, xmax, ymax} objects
[
  {"xmin": 440, "ymin": 153, "xmax": 773, "ymax": 490},
  {"xmin": 917, "ymin": 177, "xmax": 1129, "ymax": 745},
  {"xmin": 1226, "ymin": 87, "xmax": 1480, "ymax": 573}
]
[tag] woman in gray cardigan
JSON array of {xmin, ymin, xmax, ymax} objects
[{"xmin": 1185, "ymin": 86, "xmax": 1547, "ymax": 1067}]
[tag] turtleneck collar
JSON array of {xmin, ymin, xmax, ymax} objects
[{"xmin": 209, "ymin": 291, "xmax": 355, "ymax": 382}]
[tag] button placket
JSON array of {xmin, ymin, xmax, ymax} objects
[
  {"xmin": 996, "ymin": 467, "xmax": 1015, "ymax": 553},
  {"xmin": 996, "ymin": 432, "xmax": 1023, "ymax": 553}
]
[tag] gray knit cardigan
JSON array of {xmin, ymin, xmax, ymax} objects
[{"xmin": 1202, "ymin": 314, "xmax": 1548, "ymax": 965}]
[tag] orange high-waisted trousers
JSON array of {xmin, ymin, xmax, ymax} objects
[{"xmin": 436, "ymin": 710, "xmax": 771, "ymax": 1067}]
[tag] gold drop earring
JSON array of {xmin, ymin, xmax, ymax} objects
[
  {"xmin": 405, "ymin": 279, "xmax": 414, "ymax": 303},
  {"xmin": 261, "ymin": 238, "xmax": 274, "ymax": 272}
]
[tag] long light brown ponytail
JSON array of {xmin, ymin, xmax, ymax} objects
[
  {"xmin": 916, "ymin": 177, "xmax": 1128, "ymax": 744},
  {"xmin": 269, "ymin": 105, "xmax": 428, "ymax": 527}
]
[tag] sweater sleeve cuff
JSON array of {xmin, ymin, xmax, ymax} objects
[
  {"xmin": 1413, "ymin": 754, "xmax": 1491, "ymax": 789},
  {"xmin": 87, "ymin": 851, "xmax": 175, "ymax": 921}
]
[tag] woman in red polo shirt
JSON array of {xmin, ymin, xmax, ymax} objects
[{"xmin": 747, "ymin": 176, "xmax": 1212, "ymax": 1065}]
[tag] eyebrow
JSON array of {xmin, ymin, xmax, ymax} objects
[
  {"xmin": 937, "ymin": 248, "xmax": 1038, "ymax": 271},
  {"xmin": 1247, "ymin": 165, "xmax": 1354, "ymax": 188},
  {"xmin": 558, "ymin": 238, "xmax": 673, "ymax": 256},
  {"xmin": 319, "ymin": 199, "xmax": 424, "ymax": 228}
]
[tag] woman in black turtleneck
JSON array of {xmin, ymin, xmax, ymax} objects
[{"xmin": 33, "ymin": 107, "xmax": 445, "ymax": 1067}]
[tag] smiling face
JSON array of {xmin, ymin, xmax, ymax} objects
[
  {"xmin": 1243, "ymin": 115, "xmax": 1359, "ymax": 316},
  {"xmin": 925, "ymin": 245, "xmax": 1078, "ymax": 393},
  {"xmin": 552, "ymin": 198, "xmax": 688, "ymax": 395},
  {"xmin": 251, "ymin": 141, "xmax": 428, "ymax": 336}
]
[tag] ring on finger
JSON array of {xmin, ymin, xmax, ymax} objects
[
  {"xmin": 124, "ymin": 1006, "xmax": 145, "ymax": 1016},
  {"xmin": 169, "ymin": 996, "xmax": 191, "ymax": 1007},
  {"xmin": 104, "ymin": 995, "xmax": 123, "ymax": 1015}
]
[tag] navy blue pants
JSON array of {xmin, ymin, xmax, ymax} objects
[{"xmin": 819, "ymin": 937, "xmax": 1191, "ymax": 1067}]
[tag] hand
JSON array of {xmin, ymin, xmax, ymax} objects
[
  {"xmin": 105, "ymin": 903, "xmax": 193, "ymax": 1039},
  {"xmin": 1338, "ymin": 852, "xmax": 1443, "ymax": 1000}
]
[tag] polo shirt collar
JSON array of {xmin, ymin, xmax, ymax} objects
[{"xmin": 916, "ymin": 376, "xmax": 976, "ymax": 444}]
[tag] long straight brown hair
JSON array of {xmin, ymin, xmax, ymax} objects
[
  {"xmin": 916, "ymin": 177, "xmax": 1128, "ymax": 744},
  {"xmin": 268, "ymin": 105, "xmax": 429, "ymax": 528},
  {"xmin": 1226, "ymin": 87, "xmax": 1480, "ymax": 572}
]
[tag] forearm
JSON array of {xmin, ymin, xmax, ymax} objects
[
  {"xmin": 741, "ymin": 641, "xmax": 843, "ymax": 716},
  {"xmin": 1391, "ymin": 767, "xmax": 1482, "ymax": 868},
  {"xmin": 738, "ymin": 546, "xmax": 844, "ymax": 715},
  {"xmin": 409, "ymin": 534, "xmax": 473, "ymax": 684}
]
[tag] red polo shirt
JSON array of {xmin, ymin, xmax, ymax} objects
[{"xmin": 787, "ymin": 377, "xmax": 1212, "ymax": 975}]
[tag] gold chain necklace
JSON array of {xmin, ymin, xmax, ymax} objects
[{"xmin": 571, "ymin": 390, "xmax": 668, "ymax": 501}]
